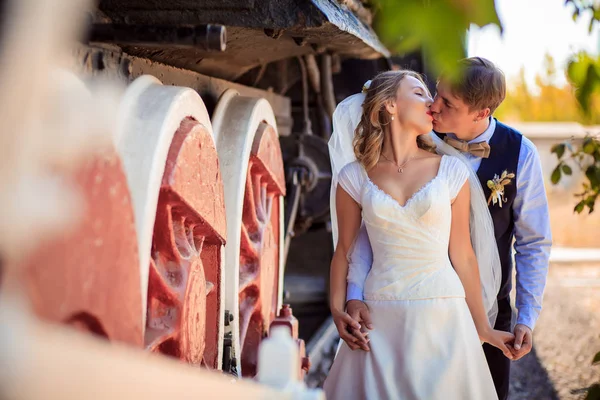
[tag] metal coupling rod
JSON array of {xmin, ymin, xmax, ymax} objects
[{"xmin": 87, "ymin": 23, "xmax": 227, "ymax": 51}]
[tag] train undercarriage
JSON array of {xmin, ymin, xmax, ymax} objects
[{"xmin": 1, "ymin": 0, "xmax": 427, "ymax": 387}]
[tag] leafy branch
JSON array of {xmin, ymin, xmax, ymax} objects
[
  {"xmin": 372, "ymin": 0, "xmax": 501, "ymax": 78},
  {"xmin": 565, "ymin": 0, "xmax": 600, "ymax": 114},
  {"xmin": 583, "ymin": 350, "xmax": 600, "ymax": 399},
  {"xmin": 549, "ymin": 5, "xmax": 600, "ymax": 400},
  {"xmin": 551, "ymin": 135, "xmax": 600, "ymax": 213}
]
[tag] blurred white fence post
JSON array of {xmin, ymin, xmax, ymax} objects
[
  {"xmin": 0, "ymin": 295, "xmax": 327, "ymax": 400},
  {"xmin": 257, "ymin": 326, "xmax": 326, "ymax": 400}
]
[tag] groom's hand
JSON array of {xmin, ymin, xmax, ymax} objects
[
  {"xmin": 346, "ymin": 300, "xmax": 373, "ymax": 351},
  {"xmin": 511, "ymin": 324, "xmax": 533, "ymax": 360}
]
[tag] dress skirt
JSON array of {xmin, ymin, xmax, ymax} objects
[{"xmin": 323, "ymin": 298, "xmax": 498, "ymax": 400}]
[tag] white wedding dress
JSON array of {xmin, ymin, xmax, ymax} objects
[{"xmin": 323, "ymin": 155, "xmax": 498, "ymax": 400}]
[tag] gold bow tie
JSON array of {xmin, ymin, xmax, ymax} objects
[{"xmin": 443, "ymin": 137, "xmax": 491, "ymax": 158}]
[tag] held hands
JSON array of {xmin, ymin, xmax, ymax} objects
[
  {"xmin": 511, "ymin": 324, "xmax": 533, "ymax": 361},
  {"xmin": 333, "ymin": 302, "xmax": 533, "ymax": 360},
  {"xmin": 479, "ymin": 323, "xmax": 534, "ymax": 361},
  {"xmin": 332, "ymin": 300, "xmax": 373, "ymax": 351},
  {"xmin": 479, "ymin": 327, "xmax": 516, "ymax": 360}
]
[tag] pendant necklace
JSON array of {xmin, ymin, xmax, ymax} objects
[{"xmin": 380, "ymin": 152, "xmax": 417, "ymax": 174}]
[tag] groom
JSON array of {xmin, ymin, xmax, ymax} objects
[{"xmin": 336, "ymin": 57, "xmax": 552, "ymax": 400}]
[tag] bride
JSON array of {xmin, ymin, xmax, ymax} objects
[{"xmin": 324, "ymin": 70, "xmax": 514, "ymax": 400}]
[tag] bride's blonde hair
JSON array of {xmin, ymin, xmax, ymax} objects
[{"xmin": 353, "ymin": 70, "xmax": 436, "ymax": 170}]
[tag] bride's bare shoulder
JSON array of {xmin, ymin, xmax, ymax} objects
[{"xmin": 417, "ymin": 148, "xmax": 441, "ymax": 160}]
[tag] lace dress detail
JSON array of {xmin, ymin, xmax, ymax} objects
[{"xmin": 337, "ymin": 155, "xmax": 470, "ymax": 301}]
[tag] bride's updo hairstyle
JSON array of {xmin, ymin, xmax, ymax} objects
[{"xmin": 353, "ymin": 70, "xmax": 436, "ymax": 170}]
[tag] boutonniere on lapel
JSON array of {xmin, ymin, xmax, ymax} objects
[{"xmin": 487, "ymin": 170, "xmax": 515, "ymax": 207}]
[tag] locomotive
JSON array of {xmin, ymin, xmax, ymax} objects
[{"xmin": 11, "ymin": 0, "xmax": 427, "ymax": 380}]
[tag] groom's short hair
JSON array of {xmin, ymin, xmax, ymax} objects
[{"xmin": 442, "ymin": 57, "xmax": 506, "ymax": 114}]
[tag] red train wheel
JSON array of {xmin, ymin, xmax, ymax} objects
[
  {"xmin": 19, "ymin": 146, "xmax": 143, "ymax": 346},
  {"xmin": 213, "ymin": 90, "xmax": 286, "ymax": 376},
  {"xmin": 145, "ymin": 118, "xmax": 226, "ymax": 368},
  {"xmin": 117, "ymin": 76, "xmax": 226, "ymax": 368},
  {"xmin": 239, "ymin": 123, "xmax": 285, "ymax": 376}
]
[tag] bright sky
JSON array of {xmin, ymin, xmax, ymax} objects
[{"xmin": 467, "ymin": 0, "xmax": 600, "ymax": 88}]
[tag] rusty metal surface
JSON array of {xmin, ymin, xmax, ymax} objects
[
  {"xmin": 146, "ymin": 118, "xmax": 226, "ymax": 368},
  {"xmin": 88, "ymin": 23, "xmax": 227, "ymax": 51},
  {"xmin": 238, "ymin": 122, "xmax": 285, "ymax": 377},
  {"xmin": 125, "ymin": 52, "xmax": 293, "ymax": 135},
  {"xmin": 98, "ymin": 0, "xmax": 334, "ymax": 29},
  {"xmin": 310, "ymin": 0, "xmax": 389, "ymax": 57},
  {"xmin": 95, "ymin": 0, "xmax": 389, "ymax": 80},
  {"xmin": 68, "ymin": 45, "xmax": 293, "ymax": 136},
  {"xmin": 281, "ymin": 134, "xmax": 332, "ymax": 229},
  {"xmin": 18, "ymin": 147, "xmax": 143, "ymax": 346}
]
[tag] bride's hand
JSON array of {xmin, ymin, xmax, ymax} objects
[
  {"xmin": 331, "ymin": 308, "xmax": 363, "ymax": 351},
  {"xmin": 480, "ymin": 328, "xmax": 515, "ymax": 360}
]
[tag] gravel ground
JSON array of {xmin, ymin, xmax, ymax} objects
[
  {"xmin": 307, "ymin": 262, "xmax": 600, "ymax": 399},
  {"xmin": 509, "ymin": 263, "xmax": 600, "ymax": 400}
]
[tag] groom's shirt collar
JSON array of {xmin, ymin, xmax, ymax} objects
[{"xmin": 446, "ymin": 117, "xmax": 496, "ymax": 144}]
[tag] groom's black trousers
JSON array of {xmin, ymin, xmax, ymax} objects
[{"xmin": 483, "ymin": 297, "xmax": 512, "ymax": 400}]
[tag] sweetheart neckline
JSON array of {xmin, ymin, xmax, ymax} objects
[
  {"xmin": 364, "ymin": 155, "xmax": 446, "ymax": 209},
  {"xmin": 366, "ymin": 176, "xmax": 440, "ymax": 209}
]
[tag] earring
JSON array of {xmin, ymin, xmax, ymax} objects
[{"xmin": 391, "ymin": 116, "xmax": 395, "ymax": 121}]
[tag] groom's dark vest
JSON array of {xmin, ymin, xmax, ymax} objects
[
  {"xmin": 477, "ymin": 121, "xmax": 522, "ymax": 300},
  {"xmin": 437, "ymin": 120, "xmax": 522, "ymax": 301}
]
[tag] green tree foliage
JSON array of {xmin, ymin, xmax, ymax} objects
[
  {"xmin": 552, "ymin": 4, "xmax": 600, "ymax": 398},
  {"xmin": 546, "ymin": 2, "xmax": 600, "ymax": 230},
  {"xmin": 565, "ymin": 0, "xmax": 600, "ymax": 114},
  {"xmin": 494, "ymin": 54, "xmax": 600, "ymax": 124},
  {"xmin": 552, "ymin": 136, "xmax": 600, "ymax": 215},
  {"xmin": 371, "ymin": 0, "xmax": 501, "ymax": 79},
  {"xmin": 584, "ymin": 348, "xmax": 600, "ymax": 400}
]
